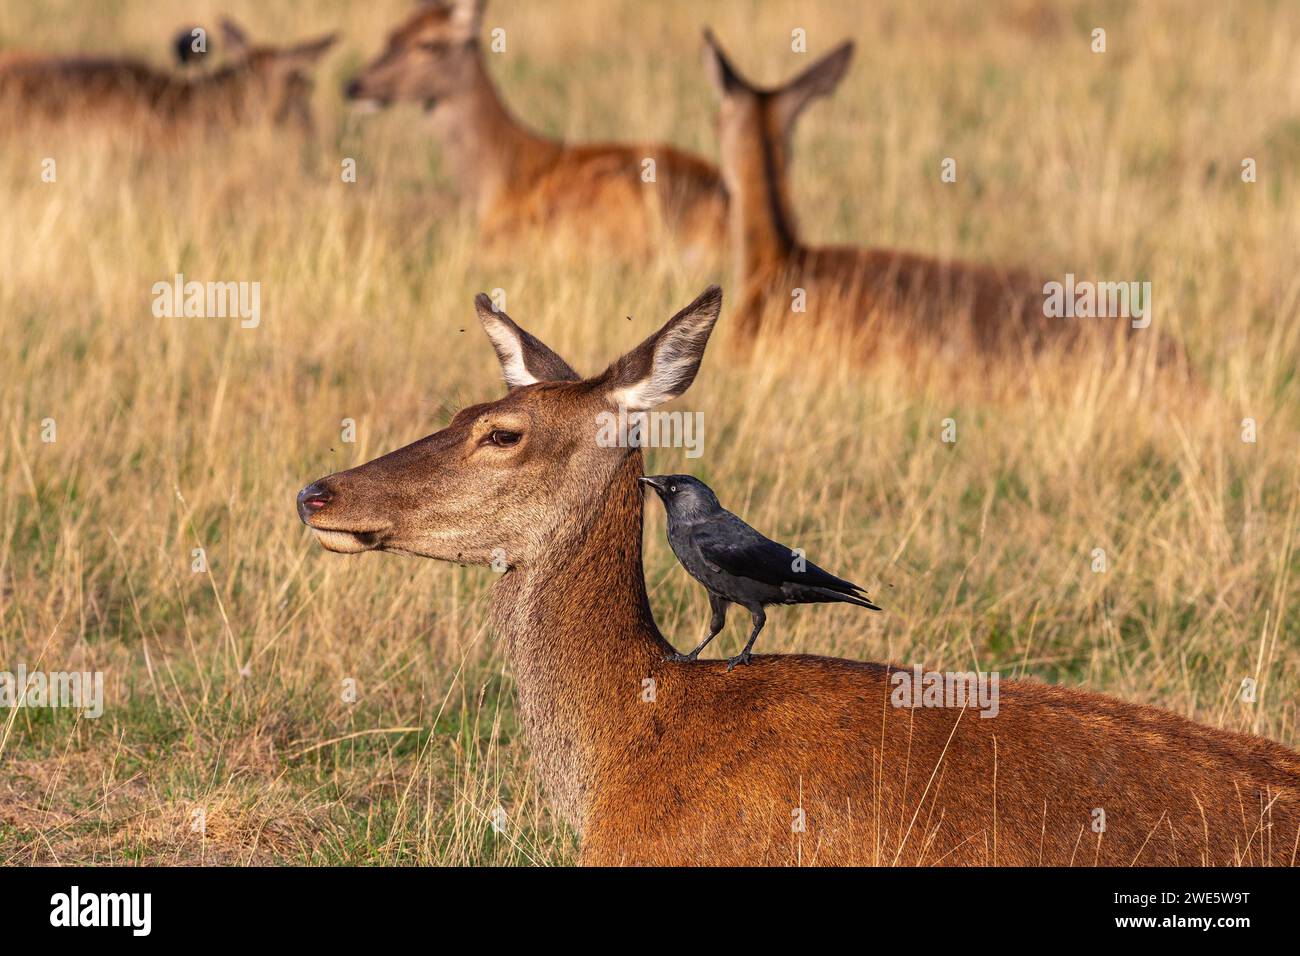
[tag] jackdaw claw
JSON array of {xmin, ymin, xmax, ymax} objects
[{"xmin": 725, "ymin": 651, "xmax": 752, "ymax": 671}]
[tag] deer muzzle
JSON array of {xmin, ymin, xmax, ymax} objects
[{"xmin": 296, "ymin": 479, "xmax": 390, "ymax": 553}]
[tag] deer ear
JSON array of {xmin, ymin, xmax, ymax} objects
[
  {"xmin": 449, "ymin": 0, "xmax": 485, "ymax": 39},
  {"xmin": 474, "ymin": 294, "xmax": 579, "ymax": 390},
  {"xmin": 281, "ymin": 33, "xmax": 338, "ymax": 66},
  {"xmin": 600, "ymin": 286, "xmax": 722, "ymax": 412},
  {"xmin": 220, "ymin": 18, "xmax": 252, "ymax": 57},
  {"xmin": 702, "ymin": 29, "xmax": 751, "ymax": 98},
  {"xmin": 773, "ymin": 40, "xmax": 854, "ymax": 132}
]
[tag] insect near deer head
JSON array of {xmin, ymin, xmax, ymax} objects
[{"xmin": 297, "ymin": 288, "xmax": 1294, "ymax": 865}]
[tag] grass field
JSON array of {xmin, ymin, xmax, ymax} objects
[{"xmin": 2, "ymin": 0, "xmax": 1299, "ymax": 865}]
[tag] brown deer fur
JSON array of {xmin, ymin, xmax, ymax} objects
[
  {"xmin": 345, "ymin": 0, "xmax": 726, "ymax": 258},
  {"xmin": 0, "ymin": 20, "xmax": 335, "ymax": 135},
  {"xmin": 704, "ymin": 31, "xmax": 1175, "ymax": 364},
  {"xmin": 299, "ymin": 286, "xmax": 1297, "ymax": 866}
]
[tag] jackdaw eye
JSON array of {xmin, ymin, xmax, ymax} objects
[
  {"xmin": 487, "ymin": 429, "xmax": 521, "ymax": 447},
  {"xmin": 670, "ymin": 484, "xmax": 678, "ymax": 493}
]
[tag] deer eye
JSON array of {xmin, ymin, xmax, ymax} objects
[
  {"xmin": 419, "ymin": 40, "xmax": 450, "ymax": 53},
  {"xmin": 487, "ymin": 429, "xmax": 522, "ymax": 447}
]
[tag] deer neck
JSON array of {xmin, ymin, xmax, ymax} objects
[
  {"xmin": 728, "ymin": 125, "xmax": 800, "ymax": 284},
  {"xmin": 488, "ymin": 451, "xmax": 669, "ymax": 831},
  {"xmin": 427, "ymin": 52, "xmax": 558, "ymax": 219},
  {"xmin": 174, "ymin": 68, "xmax": 252, "ymax": 121}
]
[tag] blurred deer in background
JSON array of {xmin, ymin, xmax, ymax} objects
[
  {"xmin": 345, "ymin": 0, "xmax": 727, "ymax": 260},
  {"xmin": 703, "ymin": 30, "xmax": 1180, "ymax": 367},
  {"xmin": 0, "ymin": 19, "xmax": 335, "ymax": 135},
  {"xmin": 297, "ymin": 286, "xmax": 1292, "ymax": 865}
]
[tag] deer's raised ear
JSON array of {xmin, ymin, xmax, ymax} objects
[
  {"xmin": 280, "ymin": 33, "xmax": 338, "ymax": 66},
  {"xmin": 220, "ymin": 18, "xmax": 252, "ymax": 57},
  {"xmin": 474, "ymin": 294, "xmax": 579, "ymax": 390},
  {"xmin": 773, "ymin": 40, "xmax": 854, "ymax": 132},
  {"xmin": 449, "ymin": 0, "xmax": 486, "ymax": 39},
  {"xmin": 702, "ymin": 29, "xmax": 752, "ymax": 98},
  {"xmin": 600, "ymin": 285, "xmax": 722, "ymax": 412}
]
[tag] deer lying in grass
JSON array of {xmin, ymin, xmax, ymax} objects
[
  {"xmin": 703, "ymin": 31, "xmax": 1176, "ymax": 364},
  {"xmin": 0, "ymin": 19, "xmax": 335, "ymax": 135},
  {"xmin": 345, "ymin": 0, "xmax": 726, "ymax": 259},
  {"xmin": 297, "ymin": 286, "xmax": 1294, "ymax": 865}
]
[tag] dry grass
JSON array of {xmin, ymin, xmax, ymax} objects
[{"xmin": 1, "ymin": 0, "xmax": 1298, "ymax": 865}]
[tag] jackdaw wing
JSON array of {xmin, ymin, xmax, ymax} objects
[{"xmin": 690, "ymin": 514, "xmax": 869, "ymax": 595}]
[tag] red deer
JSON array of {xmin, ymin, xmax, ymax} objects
[
  {"xmin": 297, "ymin": 286, "xmax": 1293, "ymax": 864},
  {"xmin": 0, "ymin": 19, "xmax": 336, "ymax": 135},
  {"xmin": 344, "ymin": 0, "xmax": 726, "ymax": 259},
  {"xmin": 703, "ymin": 30, "xmax": 1179, "ymax": 366}
]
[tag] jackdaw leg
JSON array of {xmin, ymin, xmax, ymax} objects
[
  {"xmin": 670, "ymin": 593, "xmax": 729, "ymax": 661},
  {"xmin": 726, "ymin": 606, "xmax": 766, "ymax": 671}
]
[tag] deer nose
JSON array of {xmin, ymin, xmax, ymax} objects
[
  {"xmin": 343, "ymin": 78, "xmax": 363, "ymax": 99},
  {"xmin": 296, "ymin": 481, "xmax": 333, "ymax": 523}
]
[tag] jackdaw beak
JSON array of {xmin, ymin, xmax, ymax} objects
[{"xmin": 638, "ymin": 476, "xmax": 666, "ymax": 495}]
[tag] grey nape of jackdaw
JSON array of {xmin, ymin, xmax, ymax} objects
[{"xmin": 639, "ymin": 474, "xmax": 881, "ymax": 670}]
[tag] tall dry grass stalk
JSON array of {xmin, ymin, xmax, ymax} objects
[{"xmin": 1, "ymin": 0, "xmax": 1298, "ymax": 864}]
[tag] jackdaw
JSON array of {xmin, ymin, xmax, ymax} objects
[
  {"xmin": 640, "ymin": 474, "xmax": 881, "ymax": 669},
  {"xmin": 173, "ymin": 26, "xmax": 210, "ymax": 68}
]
